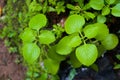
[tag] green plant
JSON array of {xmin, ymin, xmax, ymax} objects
[{"xmin": 1, "ymin": 0, "xmax": 120, "ymax": 80}]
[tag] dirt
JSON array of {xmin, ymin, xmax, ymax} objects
[{"xmin": 0, "ymin": 39, "xmax": 26, "ymax": 80}]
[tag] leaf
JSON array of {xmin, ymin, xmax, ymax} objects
[
  {"xmin": 97, "ymin": 15, "xmax": 106, "ymax": 23},
  {"xmin": 67, "ymin": 33, "xmax": 82, "ymax": 47},
  {"xmin": 116, "ymin": 54, "xmax": 120, "ymax": 60},
  {"xmin": 20, "ymin": 28, "xmax": 36, "ymax": 43},
  {"xmin": 56, "ymin": 36, "xmax": 73, "ymax": 55},
  {"xmin": 22, "ymin": 43, "xmax": 40, "ymax": 64},
  {"xmin": 55, "ymin": 1, "xmax": 65, "ymax": 14},
  {"xmin": 97, "ymin": 45, "xmax": 106, "ymax": 57},
  {"xmin": 56, "ymin": 33, "xmax": 82, "ymax": 55},
  {"xmin": 101, "ymin": 34, "xmax": 119, "ymax": 50},
  {"xmin": 29, "ymin": 0, "xmax": 42, "ymax": 12},
  {"xmin": 29, "ymin": 14, "xmax": 47, "ymax": 31},
  {"xmin": 84, "ymin": 12, "xmax": 96, "ymax": 19},
  {"xmin": 66, "ymin": 4, "xmax": 76, "ymax": 10},
  {"xmin": 65, "ymin": 14, "xmax": 85, "ymax": 34},
  {"xmin": 111, "ymin": 3, "xmax": 120, "ymax": 17},
  {"xmin": 47, "ymin": 46, "xmax": 66, "ymax": 62},
  {"xmin": 70, "ymin": 52, "xmax": 82, "ymax": 68},
  {"xmin": 94, "ymin": 23, "xmax": 109, "ymax": 40},
  {"xmin": 83, "ymin": 24, "xmax": 99, "ymax": 39},
  {"xmin": 105, "ymin": 0, "xmax": 116, "ymax": 4},
  {"xmin": 44, "ymin": 58, "xmax": 60, "ymax": 75},
  {"xmin": 39, "ymin": 73, "xmax": 48, "ymax": 80},
  {"xmin": 76, "ymin": 44, "xmax": 98, "ymax": 66},
  {"xmin": 114, "ymin": 64, "xmax": 120, "ymax": 69},
  {"xmin": 38, "ymin": 30, "xmax": 55, "ymax": 44},
  {"xmin": 67, "ymin": 69, "xmax": 76, "ymax": 80},
  {"xmin": 89, "ymin": 0, "xmax": 104, "ymax": 10},
  {"xmin": 102, "ymin": 6, "xmax": 110, "ymax": 16}
]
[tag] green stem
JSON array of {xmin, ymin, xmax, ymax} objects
[{"xmin": 79, "ymin": 31, "xmax": 86, "ymax": 45}]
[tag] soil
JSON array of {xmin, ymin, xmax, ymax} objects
[{"xmin": 0, "ymin": 38, "xmax": 26, "ymax": 80}]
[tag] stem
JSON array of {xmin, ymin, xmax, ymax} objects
[{"xmin": 79, "ymin": 31, "xmax": 86, "ymax": 45}]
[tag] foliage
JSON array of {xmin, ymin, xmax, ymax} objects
[{"xmin": 1, "ymin": 0, "xmax": 120, "ymax": 79}]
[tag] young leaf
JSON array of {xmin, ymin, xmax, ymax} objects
[
  {"xmin": 67, "ymin": 33, "xmax": 82, "ymax": 47},
  {"xmin": 65, "ymin": 14, "xmax": 85, "ymax": 34},
  {"xmin": 105, "ymin": 0, "xmax": 116, "ymax": 4},
  {"xmin": 28, "ymin": 0, "xmax": 42, "ymax": 12},
  {"xmin": 83, "ymin": 24, "xmax": 99, "ymax": 39},
  {"xmin": 84, "ymin": 12, "xmax": 96, "ymax": 19},
  {"xmin": 101, "ymin": 34, "xmax": 119, "ymax": 50},
  {"xmin": 44, "ymin": 58, "xmax": 60, "ymax": 75},
  {"xmin": 102, "ymin": 6, "xmax": 110, "ymax": 16},
  {"xmin": 89, "ymin": 0, "xmax": 104, "ymax": 10},
  {"xmin": 67, "ymin": 4, "xmax": 76, "ymax": 10},
  {"xmin": 29, "ymin": 14, "xmax": 47, "ymax": 31},
  {"xmin": 97, "ymin": 15, "xmax": 106, "ymax": 23},
  {"xmin": 56, "ymin": 36, "xmax": 73, "ymax": 55},
  {"xmin": 76, "ymin": 44, "xmax": 98, "ymax": 66},
  {"xmin": 111, "ymin": 3, "xmax": 120, "ymax": 17},
  {"xmin": 20, "ymin": 28, "xmax": 36, "ymax": 43},
  {"xmin": 94, "ymin": 23, "xmax": 109, "ymax": 40},
  {"xmin": 38, "ymin": 30, "xmax": 55, "ymax": 44},
  {"xmin": 22, "ymin": 43, "xmax": 40, "ymax": 64}
]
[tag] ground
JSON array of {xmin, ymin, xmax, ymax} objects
[{"xmin": 0, "ymin": 39, "xmax": 26, "ymax": 80}]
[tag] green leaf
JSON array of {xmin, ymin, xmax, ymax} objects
[
  {"xmin": 67, "ymin": 69, "xmax": 76, "ymax": 80},
  {"xmin": 102, "ymin": 6, "xmax": 110, "ymax": 16},
  {"xmin": 38, "ymin": 30, "xmax": 55, "ymax": 44},
  {"xmin": 83, "ymin": 24, "xmax": 99, "ymax": 39},
  {"xmin": 56, "ymin": 36, "xmax": 73, "ymax": 55},
  {"xmin": 56, "ymin": 33, "xmax": 82, "ymax": 55},
  {"xmin": 97, "ymin": 15, "xmax": 106, "ymax": 23},
  {"xmin": 29, "ymin": 0, "xmax": 42, "ymax": 12},
  {"xmin": 67, "ymin": 33, "xmax": 82, "ymax": 47},
  {"xmin": 101, "ymin": 34, "xmax": 119, "ymax": 50},
  {"xmin": 116, "ymin": 54, "xmax": 120, "ymax": 60},
  {"xmin": 90, "ymin": 64, "xmax": 99, "ymax": 72},
  {"xmin": 20, "ymin": 28, "xmax": 36, "ymax": 43},
  {"xmin": 89, "ymin": 0, "xmax": 104, "ymax": 10},
  {"xmin": 39, "ymin": 73, "xmax": 48, "ymax": 80},
  {"xmin": 111, "ymin": 3, "xmax": 120, "ymax": 17},
  {"xmin": 65, "ymin": 14, "xmax": 85, "ymax": 34},
  {"xmin": 70, "ymin": 53, "xmax": 82, "ymax": 68},
  {"xmin": 76, "ymin": 44, "xmax": 98, "ymax": 66},
  {"xmin": 67, "ymin": 4, "xmax": 76, "ymax": 10},
  {"xmin": 48, "ymin": 46, "xmax": 66, "ymax": 62},
  {"xmin": 44, "ymin": 58, "xmax": 60, "ymax": 75},
  {"xmin": 84, "ymin": 12, "xmax": 96, "ymax": 19},
  {"xmin": 114, "ymin": 64, "xmax": 120, "ymax": 69},
  {"xmin": 94, "ymin": 23, "xmax": 109, "ymax": 40},
  {"xmin": 29, "ymin": 14, "xmax": 47, "ymax": 31},
  {"xmin": 22, "ymin": 43, "xmax": 40, "ymax": 64},
  {"xmin": 55, "ymin": 1, "xmax": 65, "ymax": 14},
  {"xmin": 105, "ymin": 0, "xmax": 116, "ymax": 4},
  {"xmin": 97, "ymin": 45, "xmax": 106, "ymax": 57}
]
